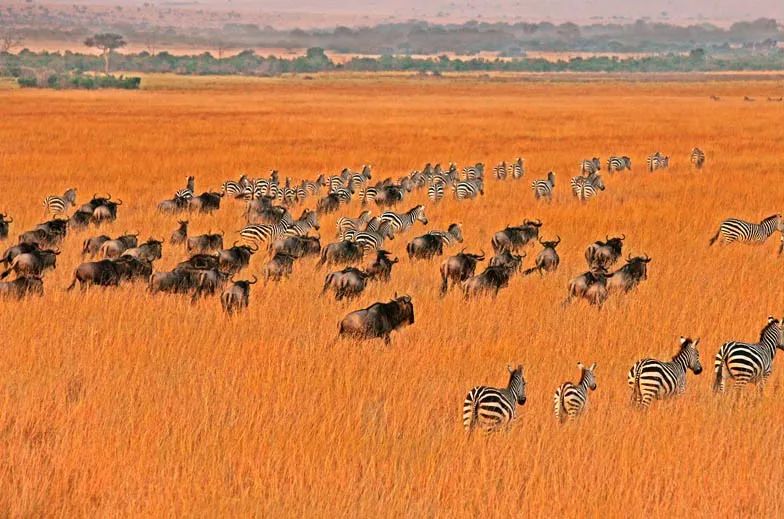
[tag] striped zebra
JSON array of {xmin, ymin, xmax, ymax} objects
[
  {"xmin": 358, "ymin": 186, "xmax": 379, "ymax": 206},
  {"xmin": 553, "ymin": 362, "xmax": 597, "ymax": 423},
  {"xmin": 531, "ymin": 171, "xmax": 556, "ymax": 201},
  {"xmin": 690, "ymin": 147, "xmax": 705, "ymax": 169},
  {"xmin": 463, "ymin": 365, "xmax": 527, "ymax": 433},
  {"xmin": 510, "ymin": 157, "xmax": 525, "ymax": 179},
  {"xmin": 336, "ymin": 210, "xmax": 373, "ymax": 239},
  {"xmin": 343, "ymin": 222, "xmax": 396, "ymax": 254},
  {"xmin": 424, "ymin": 223, "xmax": 463, "ymax": 247},
  {"xmin": 175, "ymin": 176, "xmax": 195, "ymax": 200},
  {"xmin": 646, "ymin": 152, "xmax": 669, "ymax": 172},
  {"xmin": 282, "ymin": 209, "xmax": 320, "ymax": 237},
  {"xmin": 463, "ymin": 163, "xmax": 485, "ymax": 181},
  {"xmin": 606, "ymin": 156, "xmax": 632, "ymax": 173},
  {"xmin": 301, "ymin": 175, "xmax": 325, "ymax": 196},
  {"xmin": 493, "ymin": 161, "xmax": 508, "ymax": 180},
  {"xmin": 331, "ymin": 188, "xmax": 353, "ymax": 203},
  {"xmin": 579, "ymin": 157, "xmax": 601, "ymax": 176},
  {"xmin": 239, "ymin": 222, "xmax": 290, "ymax": 247},
  {"xmin": 714, "ymin": 317, "xmax": 784, "ymax": 393},
  {"xmin": 221, "ymin": 179, "xmax": 248, "ymax": 199},
  {"xmin": 453, "ymin": 179, "xmax": 484, "ymax": 200},
  {"xmin": 327, "ymin": 176, "xmax": 346, "ymax": 193},
  {"xmin": 570, "ymin": 173, "xmax": 605, "ymax": 202},
  {"xmin": 708, "ymin": 214, "xmax": 784, "ymax": 246},
  {"xmin": 380, "ymin": 205, "xmax": 428, "ymax": 235},
  {"xmin": 43, "ymin": 188, "xmax": 77, "ymax": 216},
  {"xmin": 628, "ymin": 336, "xmax": 703, "ymax": 409}
]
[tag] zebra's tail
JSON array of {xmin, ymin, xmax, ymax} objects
[
  {"xmin": 553, "ymin": 386, "xmax": 564, "ymax": 423},
  {"xmin": 708, "ymin": 229, "xmax": 721, "ymax": 246},
  {"xmin": 713, "ymin": 345, "xmax": 727, "ymax": 393},
  {"xmin": 463, "ymin": 393, "xmax": 480, "ymax": 434},
  {"xmin": 627, "ymin": 363, "xmax": 642, "ymax": 406}
]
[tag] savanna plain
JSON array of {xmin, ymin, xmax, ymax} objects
[{"xmin": 1, "ymin": 75, "xmax": 784, "ymax": 517}]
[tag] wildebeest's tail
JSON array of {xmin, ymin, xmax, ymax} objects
[
  {"xmin": 522, "ymin": 266, "xmax": 540, "ymax": 276},
  {"xmin": 66, "ymin": 271, "xmax": 78, "ymax": 291},
  {"xmin": 317, "ymin": 247, "xmax": 327, "ymax": 268}
]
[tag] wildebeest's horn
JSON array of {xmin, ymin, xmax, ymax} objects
[
  {"xmin": 233, "ymin": 240, "xmax": 239, "ymax": 247},
  {"xmin": 533, "ymin": 219, "xmax": 542, "ymax": 226},
  {"xmin": 644, "ymin": 254, "xmax": 651, "ymax": 262},
  {"xmin": 605, "ymin": 234, "xmax": 610, "ymax": 242},
  {"xmin": 627, "ymin": 253, "xmax": 633, "ymax": 261},
  {"xmin": 392, "ymin": 257, "xmax": 399, "ymax": 263},
  {"xmin": 5, "ymin": 216, "xmax": 12, "ymax": 223},
  {"xmin": 620, "ymin": 234, "xmax": 626, "ymax": 240},
  {"xmin": 115, "ymin": 199, "xmax": 123, "ymax": 205},
  {"xmin": 248, "ymin": 275, "xmax": 258, "ymax": 285},
  {"xmin": 93, "ymin": 193, "xmax": 99, "ymax": 200},
  {"xmin": 538, "ymin": 236, "xmax": 544, "ymax": 245},
  {"xmin": 478, "ymin": 248, "xmax": 485, "ymax": 258},
  {"xmin": 219, "ymin": 230, "xmax": 224, "ymax": 236}
]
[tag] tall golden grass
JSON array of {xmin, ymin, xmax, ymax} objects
[{"xmin": 1, "ymin": 76, "xmax": 784, "ymax": 516}]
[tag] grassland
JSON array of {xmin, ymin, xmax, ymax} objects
[{"xmin": 1, "ymin": 75, "xmax": 784, "ymax": 517}]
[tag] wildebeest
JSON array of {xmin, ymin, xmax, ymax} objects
[
  {"xmin": 338, "ymin": 294, "xmax": 414, "ymax": 344},
  {"xmin": 148, "ymin": 268, "xmax": 201, "ymax": 294},
  {"xmin": 0, "ymin": 248, "xmax": 60, "ymax": 279},
  {"xmin": 189, "ymin": 191, "xmax": 223, "ymax": 214},
  {"xmin": 186, "ymin": 232, "xmax": 224, "ymax": 255},
  {"xmin": 608, "ymin": 254, "xmax": 651, "ymax": 293},
  {"xmin": 0, "ymin": 275, "xmax": 44, "ymax": 299},
  {"xmin": 1, "ymin": 242, "xmax": 40, "ymax": 266},
  {"xmin": 19, "ymin": 218, "xmax": 68, "ymax": 247},
  {"xmin": 98, "ymin": 233, "xmax": 139, "ymax": 259},
  {"xmin": 221, "ymin": 275, "xmax": 257, "ymax": 314},
  {"xmin": 585, "ymin": 234, "xmax": 625, "ymax": 269},
  {"xmin": 89, "ymin": 197, "xmax": 121, "ymax": 226},
  {"xmin": 170, "ymin": 220, "xmax": 188, "ymax": 245},
  {"xmin": 462, "ymin": 264, "xmax": 517, "ymax": 299},
  {"xmin": 247, "ymin": 201, "xmax": 288, "ymax": 225},
  {"xmin": 191, "ymin": 268, "xmax": 231, "ymax": 300},
  {"xmin": 318, "ymin": 240, "xmax": 364, "ymax": 268},
  {"xmin": 566, "ymin": 266, "xmax": 615, "ymax": 308},
  {"xmin": 366, "ymin": 249, "xmax": 398, "ymax": 281},
  {"xmin": 69, "ymin": 209, "xmax": 94, "ymax": 231},
  {"xmin": 271, "ymin": 235, "xmax": 321, "ymax": 259},
  {"xmin": 489, "ymin": 250, "xmax": 525, "ymax": 271},
  {"xmin": 523, "ymin": 236, "xmax": 561, "ymax": 276},
  {"xmin": 157, "ymin": 197, "xmax": 189, "ymax": 214},
  {"xmin": 177, "ymin": 253, "xmax": 220, "ymax": 271},
  {"xmin": 322, "ymin": 267, "xmax": 371, "ymax": 300},
  {"xmin": 317, "ymin": 193, "xmax": 344, "ymax": 214},
  {"xmin": 82, "ymin": 234, "xmax": 111, "ymax": 257},
  {"xmin": 0, "ymin": 213, "xmax": 12, "ymax": 240},
  {"xmin": 406, "ymin": 223, "xmax": 464, "ymax": 260},
  {"xmin": 121, "ymin": 238, "xmax": 163, "ymax": 262},
  {"xmin": 218, "ymin": 242, "xmax": 258, "ymax": 274},
  {"xmin": 491, "ymin": 219, "xmax": 542, "ymax": 254},
  {"xmin": 440, "ymin": 249, "xmax": 485, "ymax": 295},
  {"xmin": 373, "ymin": 185, "xmax": 405, "ymax": 208},
  {"xmin": 66, "ymin": 259, "xmax": 124, "ymax": 290},
  {"xmin": 264, "ymin": 252, "xmax": 296, "ymax": 281}
]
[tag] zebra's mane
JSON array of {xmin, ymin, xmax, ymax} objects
[{"xmin": 759, "ymin": 319, "xmax": 780, "ymax": 343}]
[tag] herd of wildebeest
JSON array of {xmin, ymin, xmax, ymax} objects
[{"xmin": 6, "ymin": 148, "xmax": 784, "ymax": 428}]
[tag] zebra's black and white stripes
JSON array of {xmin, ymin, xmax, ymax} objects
[
  {"xmin": 554, "ymin": 362, "xmax": 597, "ymax": 423},
  {"xmin": 43, "ymin": 188, "xmax": 77, "ymax": 215},
  {"xmin": 570, "ymin": 173, "xmax": 605, "ymax": 202},
  {"xmin": 336, "ymin": 210, "xmax": 373, "ymax": 239},
  {"xmin": 607, "ymin": 156, "xmax": 632, "ymax": 173},
  {"xmin": 580, "ymin": 157, "xmax": 601, "ymax": 176},
  {"xmin": 709, "ymin": 214, "xmax": 784, "ymax": 246},
  {"xmin": 646, "ymin": 152, "xmax": 669, "ymax": 172},
  {"xmin": 690, "ymin": 147, "xmax": 705, "ymax": 169},
  {"xmin": 175, "ymin": 176, "xmax": 195, "ymax": 200},
  {"xmin": 379, "ymin": 205, "xmax": 428, "ymax": 235},
  {"xmin": 510, "ymin": 157, "xmax": 525, "ymax": 179},
  {"xmin": 463, "ymin": 365, "xmax": 527, "ymax": 432},
  {"xmin": 531, "ymin": 171, "xmax": 556, "ymax": 201},
  {"xmin": 343, "ymin": 222, "xmax": 396, "ymax": 254},
  {"xmin": 453, "ymin": 179, "xmax": 484, "ymax": 200},
  {"xmin": 714, "ymin": 317, "xmax": 784, "ymax": 393},
  {"xmin": 627, "ymin": 336, "xmax": 703, "ymax": 408},
  {"xmin": 427, "ymin": 182, "xmax": 445, "ymax": 203}
]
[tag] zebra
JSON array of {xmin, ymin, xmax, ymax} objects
[
  {"xmin": 627, "ymin": 336, "xmax": 703, "ymax": 409},
  {"xmin": 510, "ymin": 157, "xmax": 525, "ymax": 179},
  {"xmin": 175, "ymin": 176, "xmax": 195, "ymax": 200},
  {"xmin": 427, "ymin": 182, "xmax": 445, "ymax": 203},
  {"xmin": 379, "ymin": 205, "xmax": 428, "ymax": 235},
  {"xmin": 606, "ymin": 156, "xmax": 632, "ymax": 173},
  {"xmin": 43, "ymin": 188, "xmax": 77, "ymax": 216},
  {"xmin": 708, "ymin": 214, "xmax": 784, "ymax": 246},
  {"xmin": 553, "ymin": 362, "xmax": 597, "ymax": 423},
  {"xmin": 493, "ymin": 161, "xmax": 508, "ymax": 180},
  {"xmin": 570, "ymin": 173, "xmax": 605, "ymax": 202},
  {"xmin": 301, "ymin": 175, "xmax": 325, "ymax": 196},
  {"xmin": 579, "ymin": 157, "xmax": 601, "ymax": 176},
  {"xmin": 714, "ymin": 316, "xmax": 784, "ymax": 393},
  {"xmin": 336, "ymin": 210, "xmax": 373, "ymax": 239},
  {"xmin": 343, "ymin": 222, "xmax": 396, "ymax": 254},
  {"xmin": 453, "ymin": 179, "xmax": 484, "ymax": 200},
  {"xmin": 463, "ymin": 163, "xmax": 485, "ymax": 181},
  {"xmin": 690, "ymin": 147, "xmax": 705, "ymax": 169},
  {"xmin": 240, "ymin": 222, "xmax": 290, "ymax": 248},
  {"xmin": 646, "ymin": 152, "xmax": 669, "ymax": 172},
  {"xmin": 221, "ymin": 179, "xmax": 248, "ymax": 199},
  {"xmin": 282, "ymin": 209, "xmax": 320, "ymax": 237},
  {"xmin": 327, "ymin": 176, "xmax": 346, "ymax": 193},
  {"xmin": 531, "ymin": 171, "xmax": 556, "ymax": 201},
  {"xmin": 463, "ymin": 365, "xmax": 527, "ymax": 433},
  {"xmin": 358, "ymin": 186, "xmax": 379, "ymax": 206},
  {"xmin": 426, "ymin": 223, "xmax": 463, "ymax": 247}
]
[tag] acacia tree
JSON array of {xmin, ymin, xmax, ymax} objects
[
  {"xmin": 0, "ymin": 28, "xmax": 24, "ymax": 53},
  {"xmin": 84, "ymin": 33, "xmax": 126, "ymax": 74}
]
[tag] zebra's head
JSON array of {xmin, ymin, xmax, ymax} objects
[
  {"xmin": 773, "ymin": 214, "xmax": 784, "ymax": 233},
  {"xmin": 547, "ymin": 171, "xmax": 556, "ymax": 184},
  {"xmin": 578, "ymin": 362, "xmax": 597, "ymax": 391},
  {"xmin": 64, "ymin": 188, "xmax": 77, "ymax": 203},
  {"xmin": 678, "ymin": 336, "xmax": 702, "ymax": 375},
  {"xmin": 507, "ymin": 364, "xmax": 527, "ymax": 405},
  {"xmin": 759, "ymin": 316, "xmax": 784, "ymax": 350},
  {"xmin": 447, "ymin": 223, "xmax": 463, "ymax": 243},
  {"xmin": 414, "ymin": 205, "xmax": 428, "ymax": 225}
]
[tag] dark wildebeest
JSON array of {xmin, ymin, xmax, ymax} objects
[
  {"xmin": 608, "ymin": 254, "xmax": 651, "ymax": 294},
  {"xmin": 489, "ymin": 250, "xmax": 525, "ymax": 271},
  {"xmin": 157, "ymin": 196, "xmax": 189, "ymax": 214},
  {"xmin": 34, "ymin": 218, "xmax": 69, "ymax": 240},
  {"xmin": 191, "ymin": 268, "xmax": 231, "ymax": 301},
  {"xmin": 113, "ymin": 256, "xmax": 154, "ymax": 282},
  {"xmin": 0, "ymin": 275, "xmax": 44, "ymax": 299},
  {"xmin": 91, "ymin": 198, "xmax": 121, "ymax": 226},
  {"xmin": 366, "ymin": 250, "xmax": 398, "ymax": 281},
  {"xmin": 491, "ymin": 219, "xmax": 543, "ymax": 254},
  {"xmin": 462, "ymin": 264, "xmax": 517, "ymax": 299},
  {"xmin": 565, "ymin": 266, "xmax": 615, "ymax": 308},
  {"xmin": 338, "ymin": 294, "xmax": 414, "ymax": 345},
  {"xmin": 318, "ymin": 240, "xmax": 364, "ymax": 268},
  {"xmin": 148, "ymin": 269, "xmax": 201, "ymax": 294},
  {"xmin": 82, "ymin": 235, "xmax": 111, "ymax": 257},
  {"xmin": 99, "ymin": 233, "xmax": 139, "ymax": 259},
  {"xmin": 264, "ymin": 252, "xmax": 296, "ymax": 281},
  {"xmin": 585, "ymin": 234, "xmax": 625, "ymax": 269},
  {"xmin": 19, "ymin": 218, "xmax": 68, "ymax": 247},
  {"xmin": 218, "ymin": 242, "xmax": 258, "ymax": 274},
  {"xmin": 186, "ymin": 232, "xmax": 224, "ymax": 255},
  {"xmin": 189, "ymin": 191, "xmax": 223, "ymax": 214},
  {"xmin": 271, "ymin": 235, "xmax": 321, "ymax": 259},
  {"xmin": 67, "ymin": 259, "xmax": 123, "ymax": 290},
  {"xmin": 406, "ymin": 223, "xmax": 464, "ymax": 261},
  {"xmin": 0, "ymin": 213, "xmax": 12, "ymax": 240},
  {"xmin": 69, "ymin": 209, "xmax": 94, "ymax": 231},
  {"xmin": 440, "ymin": 249, "xmax": 485, "ymax": 295},
  {"xmin": 122, "ymin": 238, "xmax": 163, "ymax": 262},
  {"xmin": 523, "ymin": 236, "xmax": 561, "ymax": 276},
  {"xmin": 1, "ymin": 242, "xmax": 40, "ymax": 266},
  {"xmin": 221, "ymin": 275, "xmax": 258, "ymax": 315},
  {"xmin": 170, "ymin": 220, "xmax": 188, "ymax": 245},
  {"xmin": 317, "ymin": 193, "xmax": 343, "ymax": 215},
  {"xmin": 0, "ymin": 248, "xmax": 60, "ymax": 279},
  {"xmin": 373, "ymin": 185, "xmax": 405, "ymax": 208},
  {"xmin": 322, "ymin": 267, "xmax": 371, "ymax": 301},
  {"xmin": 177, "ymin": 253, "xmax": 220, "ymax": 271}
]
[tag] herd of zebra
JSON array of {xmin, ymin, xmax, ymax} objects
[{"xmin": 5, "ymin": 144, "xmax": 784, "ymax": 432}]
